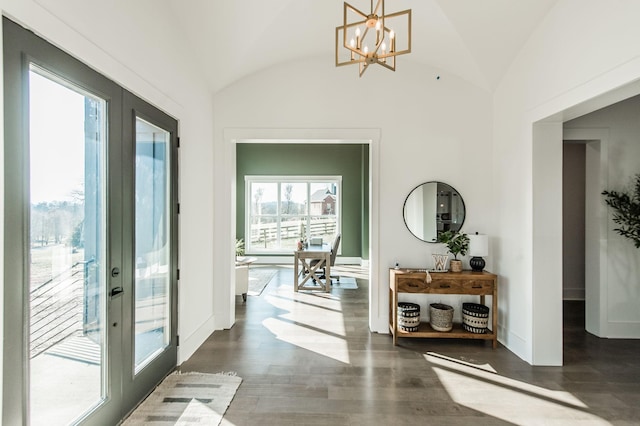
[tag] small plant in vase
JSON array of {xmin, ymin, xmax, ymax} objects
[{"xmin": 438, "ymin": 230, "xmax": 469, "ymax": 272}]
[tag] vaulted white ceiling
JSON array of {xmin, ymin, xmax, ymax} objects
[{"xmin": 168, "ymin": 0, "xmax": 559, "ymax": 93}]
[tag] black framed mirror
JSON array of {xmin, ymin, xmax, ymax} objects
[{"xmin": 403, "ymin": 181, "xmax": 466, "ymax": 243}]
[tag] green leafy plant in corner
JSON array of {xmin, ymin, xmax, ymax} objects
[
  {"xmin": 437, "ymin": 230, "xmax": 470, "ymax": 260},
  {"xmin": 602, "ymin": 174, "xmax": 640, "ymax": 248},
  {"xmin": 235, "ymin": 238, "xmax": 245, "ymax": 257}
]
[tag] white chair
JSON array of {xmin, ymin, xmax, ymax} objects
[
  {"xmin": 235, "ymin": 256, "xmax": 257, "ymax": 301},
  {"xmin": 235, "ymin": 264, "xmax": 249, "ymax": 302}
]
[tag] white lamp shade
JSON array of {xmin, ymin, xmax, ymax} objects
[{"xmin": 468, "ymin": 234, "xmax": 489, "ymax": 257}]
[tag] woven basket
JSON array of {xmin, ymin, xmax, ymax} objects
[
  {"xmin": 429, "ymin": 303, "xmax": 453, "ymax": 332},
  {"xmin": 462, "ymin": 302, "xmax": 489, "ymax": 334},
  {"xmin": 398, "ymin": 302, "xmax": 420, "ymax": 332},
  {"xmin": 398, "ymin": 317, "xmax": 420, "ymax": 332},
  {"xmin": 398, "ymin": 302, "xmax": 420, "ymax": 317}
]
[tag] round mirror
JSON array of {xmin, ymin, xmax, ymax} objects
[{"xmin": 403, "ymin": 181, "xmax": 466, "ymax": 243}]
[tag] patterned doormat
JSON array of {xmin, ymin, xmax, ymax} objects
[{"xmin": 122, "ymin": 372, "xmax": 242, "ymax": 425}]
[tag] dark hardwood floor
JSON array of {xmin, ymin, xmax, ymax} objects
[{"xmin": 179, "ymin": 267, "xmax": 640, "ymax": 425}]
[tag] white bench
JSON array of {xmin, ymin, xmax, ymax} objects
[{"xmin": 235, "ymin": 256, "xmax": 257, "ymax": 302}]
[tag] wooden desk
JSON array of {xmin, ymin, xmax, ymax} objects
[
  {"xmin": 389, "ymin": 269, "xmax": 498, "ymax": 348},
  {"xmin": 294, "ymin": 244, "xmax": 331, "ymax": 292}
]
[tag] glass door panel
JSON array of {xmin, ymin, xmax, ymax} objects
[
  {"xmin": 134, "ymin": 117, "xmax": 171, "ymax": 373},
  {"xmin": 28, "ymin": 66, "xmax": 107, "ymax": 425},
  {"xmin": 5, "ymin": 19, "xmax": 177, "ymax": 424}
]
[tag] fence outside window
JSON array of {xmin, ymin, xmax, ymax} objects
[{"xmin": 245, "ymin": 176, "xmax": 341, "ymax": 253}]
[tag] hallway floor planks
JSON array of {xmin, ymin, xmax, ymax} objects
[{"xmin": 180, "ymin": 267, "xmax": 640, "ymax": 425}]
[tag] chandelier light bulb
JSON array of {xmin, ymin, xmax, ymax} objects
[{"xmin": 390, "ymin": 30, "xmax": 396, "ymax": 52}]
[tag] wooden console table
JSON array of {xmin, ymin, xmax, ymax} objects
[{"xmin": 389, "ymin": 269, "xmax": 498, "ymax": 348}]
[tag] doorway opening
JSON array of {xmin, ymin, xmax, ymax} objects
[
  {"xmin": 561, "ymin": 128, "xmax": 609, "ymax": 343},
  {"xmin": 531, "ymin": 82, "xmax": 640, "ymax": 365},
  {"xmin": 224, "ymin": 129, "xmax": 380, "ymax": 332},
  {"xmin": 562, "ymin": 141, "xmax": 587, "ymax": 344},
  {"xmin": 235, "ymin": 142, "xmax": 371, "ymax": 306}
]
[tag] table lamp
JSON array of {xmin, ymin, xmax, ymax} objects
[{"xmin": 468, "ymin": 233, "xmax": 488, "ymax": 272}]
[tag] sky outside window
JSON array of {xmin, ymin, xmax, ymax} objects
[{"xmin": 30, "ymin": 70, "xmax": 85, "ymax": 204}]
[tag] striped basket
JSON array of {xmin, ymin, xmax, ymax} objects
[
  {"xmin": 462, "ymin": 302, "xmax": 490, "ymax": 334},
  {"xmin": 398, "ymin": 302, "xmax": 420, "ymax": 332}
]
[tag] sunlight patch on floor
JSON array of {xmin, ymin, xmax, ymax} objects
[
  {"xmin": 264, "ymin": 293, "xmax": 347, "ymax": 337},
  {"xmin": 267, "ymin": 290, "xmax": 344, "ymax": 311},
  {"xmin": 262, "ymin": 317, "xmax": 350, "ymax": 364},
  {"xmin": 254, "ymin": 266, "xmax": 364, "ymax": 365},
  {"xmin": 426, "ymin": 352, "xmax": 497, "ymax": 373},
  {"xmin": 425, "ymin": 353, "xmax": 609, "ymax": 425},
  {"xmin": 332, "ymin": 265, "xmax": 369, "ymax": 280}
]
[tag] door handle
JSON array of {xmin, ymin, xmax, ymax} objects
[{"xmin": 110, "ymin": 286, "xmax": 124, "ymax": 298}]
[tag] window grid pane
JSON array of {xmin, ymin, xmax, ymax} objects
[{"xmin": 246, "ymin": 178, "xmax": 340, "ymax": 253}]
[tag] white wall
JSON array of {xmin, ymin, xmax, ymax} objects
[
  {"xmin": 0, "ymin": 0, "xmax": 216, "ymax": 368},
  {"xmin": 565, "ymin": 96, "xmax": 640, "ymax": 337},
  {"xmin": 494, "ymin": 0, "xmax": 640, "ymax": 364},
  {"xmin": 213, "ymin": 57, "xmax": 495, "ymax": 334}
]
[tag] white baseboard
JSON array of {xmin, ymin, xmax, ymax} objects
[
  {"xmin": 370, "ymin": 320, "xmax": 388, "ymax": 334},
  {"xmin": 605, "ymin": 321, "xmax": 640, "ymax": 338},
  {"xmin": 499, "ymin": 326, "xmax": 531, "ymax": 365},
  {"xmin": 177, "ymin": 314, "xmax": 215, "ymax": 364}
]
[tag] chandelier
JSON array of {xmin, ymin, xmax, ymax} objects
[{"xmin": 335, "ymin": 0, "xmax": 412, "ymax": 77}]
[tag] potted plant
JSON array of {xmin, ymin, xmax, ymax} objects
[
  {"xmin": 602, "ymin": 174, "xmax": 640, "ymax": 248},
  {"xmin": 438, "ymin": 230, "xmax": 469, "ymax": 272},
  {"xmin": 235, "ymin": 238, "xmax": 245, "ymax": 259}
]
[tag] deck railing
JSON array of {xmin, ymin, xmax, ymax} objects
[{"xmin": 29, "ymin": 259, "xmax": 94, "ymax": 358}]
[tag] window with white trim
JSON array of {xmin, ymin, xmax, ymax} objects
[{"xmin": 245, "ymin": 176, "xmax": 341, "ymax": 253}]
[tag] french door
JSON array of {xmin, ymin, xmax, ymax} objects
[{"xmin": 3, "ymin": 18, "xmax": 178, "ymax": 425}]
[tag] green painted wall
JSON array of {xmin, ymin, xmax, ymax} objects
[{"xmin": 236, "ymin": 143, "xmax": 369, "ymax": 259}]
